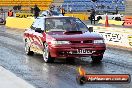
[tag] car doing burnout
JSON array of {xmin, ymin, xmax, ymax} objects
[{"xmin": 24, "ymin": 16, "xmax": 106, "ymax": 63}]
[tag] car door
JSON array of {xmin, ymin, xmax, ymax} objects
[
  {"xmin": 30, "ymin": 18, "xmax": 45, "ymax": 54},
  {"xmin": 25, "ymin": 19, "xmax": 40, "ymax": 51}
]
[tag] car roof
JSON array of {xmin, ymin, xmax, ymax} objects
[{"xmin": 37, "ymin": 16, "xmax": 72, "ymax": 19}]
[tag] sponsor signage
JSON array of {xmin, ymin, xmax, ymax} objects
[
  {"xmin": 94, "ymin": 28, "xmax": 132, "ymax": 48},
  {"xmin": 76, "ymin": 67, "xmax": 131, "ymax": 84},
  {"xmin": 16, "ymin": 13, "xmax": 34, "ymax": 18}
]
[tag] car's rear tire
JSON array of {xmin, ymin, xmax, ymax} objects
[
  {"xmin": 43, "ymin": 43, "xmax": 54, "ymax": 63},
  {"xmin": 25, "ymin": 40, "xmax": 34, "ymax": 55},
  {"xmin": 91, "ymin": 55, "xmax": 103, "ymax": 62}
]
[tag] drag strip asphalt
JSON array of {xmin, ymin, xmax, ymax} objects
[{"xmin": 0, "ymin": 27, "xmax": 131, "ymax": 88}]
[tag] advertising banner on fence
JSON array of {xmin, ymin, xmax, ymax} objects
[{"xmin": 93, "ymin": 26, "xmax": 132, "ymax": 49}]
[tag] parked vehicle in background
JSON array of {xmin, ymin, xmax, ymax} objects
[
  {"xmin": 95, "ymin": 13, "xmax": 124, "ymax": 21},
  {"xmin": 24, "ymin": 16, "xmax": 106, "ymax": 63},
  {"xmin": 0, "ymin": 18, "xmax": 5, "ymax": 24},
  {"xmin": 0, "ymin": 8, "xmax": 6, "ymax": 25}
]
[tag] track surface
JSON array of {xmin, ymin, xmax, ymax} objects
[{"xmin": 0, "ymin": 26, "xmax": 132, "ymax": 88}]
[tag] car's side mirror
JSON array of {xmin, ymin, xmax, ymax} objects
[
  {"xmin": 35, "ymin": 28, "xmax": 43, "ymax": 33},
  {"xmin": 88, "ymin": 27, "xmax": 93, "ymax": 32}
]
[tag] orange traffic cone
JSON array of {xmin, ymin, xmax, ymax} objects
[{"xmin": 105, "ymin": 15, "xmax": 110, "ymax": 27}]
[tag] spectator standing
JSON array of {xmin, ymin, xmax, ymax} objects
[
  {"xmin": 17, "ymin": 5, "xmax": 21, "ymax": 12},
  {"xmin": 90, "ymin": 8, "xmax": 96, "ymax": 24},
  {"xmin": 57, "ymin": 6, "xmax": 61, "ymax": 12},
  {"xmin": 61, "ymin": 7, "xmax": 65, "ymax": 16},
  {"xmin": 8, "ymin": 9, "xmax": 13, "ymax": 17},
  {"xmin": 115, "ymin": 6, "xmax": 118, "ymax": 14},
  {"xmin": 69, "ymin": 7, "xmax": 72, "ymax": 13},
  {"xmin": 34, "ymin": 5, "xmax": 40, "ymax": 18},
  {"xmin": 0, "ymin": 8, "xmax": 3, "ymax": 16},
  {"xmin": 0, "ymin": 8, "xmax": 3, "ymax": 13},
  {"xmin": 49, "ymin": 4, "xmax": 55, "ymax": 11}
]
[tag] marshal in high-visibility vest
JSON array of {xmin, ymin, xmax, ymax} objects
[{"xmin": 8, "ymin": 10, "xmax": 13, "ymax": 17}]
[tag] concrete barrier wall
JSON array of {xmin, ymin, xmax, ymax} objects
[
  {"xmin": 94, "ymin": 26, "xmax": 132, "ymax": 33},
  {"xmin": 65, "ymin": 13, "xmax": 89, "ymax": 20},
  {"xmin": 93, "ymin": 26, "xmax": 132, "ymax": 49},
  {"xmin": 14, "ymin": 13, "xmax": 89, "ymax": 20},
  {"xmin": 6, "ymin": 17, "xmax": 35, "ymax": 29},
  {"xmin": 98, "ymin": 20, "xmax": 124, "ymax": 26}
]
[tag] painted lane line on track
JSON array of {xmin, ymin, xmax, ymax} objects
[{"xmin": 0, "ymin": 66, "xmax": 36, "ymax": 88}]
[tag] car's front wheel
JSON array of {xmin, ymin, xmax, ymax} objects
[
  {"xmin": 25, "ymin": 39, "xmax": 34, "ymax": 55},
  {"xmin": 91, "ymin": 55, "xmax": 103, "ymax": 62},
  {"xmin": 43, "ymin": 43, "xmax": 54, "ymax": 63}
]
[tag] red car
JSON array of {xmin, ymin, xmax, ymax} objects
[{"xmin": 24, "ymin": 16, "xmax": 106, "ymax": 63}]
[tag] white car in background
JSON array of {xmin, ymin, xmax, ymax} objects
[
  {"xmin": 95, "ymin": 14, "xmax": 124, "ymax": 21},
  {"xmin": 40, "ymin": 10, "xmax": 63, "ymax": 17},
  {"xmin": 0, "ymin": 18, "xmax": 5, "ymax": 24}
]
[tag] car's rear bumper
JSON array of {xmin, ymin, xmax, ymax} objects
[{"xmin": 49, "ymin": 44, "xmax": 106, "ymax": 58}]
